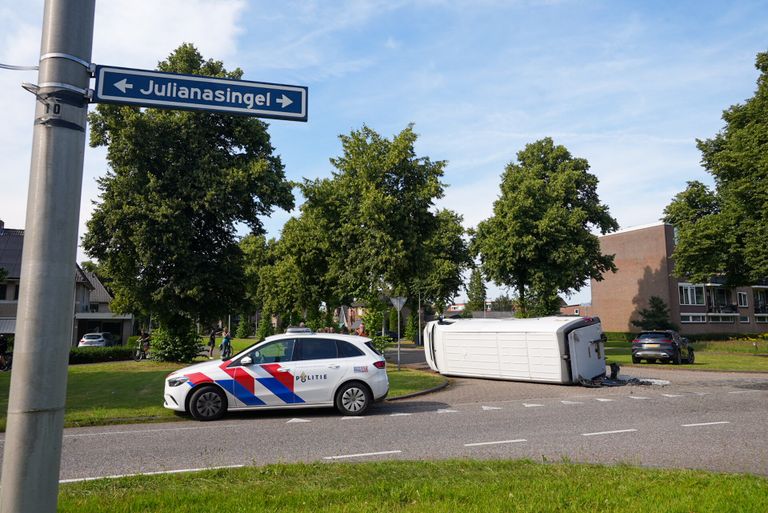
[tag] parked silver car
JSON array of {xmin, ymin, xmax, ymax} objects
[{"xmin": 78, "ymin": 332, "xmax": 116, "ymax": 347}]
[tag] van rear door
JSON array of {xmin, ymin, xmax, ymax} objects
[{"xmin": 566, "ymin": 322, "xmax": 606, "ymax": 383}]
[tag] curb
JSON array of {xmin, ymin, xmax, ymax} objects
[
  {"xmin": 620, "ymin": 363, "xmax": 768, "ymax": 374},
  {"xmin": 387, "ymin": 379, "xmax": 450, "ymax": 401}
]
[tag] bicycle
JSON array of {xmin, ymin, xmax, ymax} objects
[{"xmin": 134, "ymin": 341, "xmax": 150, "ymax": 361}]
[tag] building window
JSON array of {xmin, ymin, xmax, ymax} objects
[
  {"xmin": 708, "ymin": 315, "xmax": 736, "ymax": 324},
  {"xmin": 574, "ymin": 309, "xmax": 580, "ymax": 315},
  {"xmin": 13, "ymin": 285, "xmax": 19, "ymax": 301},
  {"xmin": 0, "ymin": 284, "xmax": 6, "ymax": 300},
  {"xmin": 740, "ymin": 315, "xmax": 750, "ymax": 324},
  {"xmin": 756, "ymin": 314, "xmax": 768, "ymax": 324},
  {"xmin": 738, "ymin": 292, "xmax": 748, "ymax": 308},
  {"xmin": 679, "ymin": 285, "xmax": 705, "ymax": 305},
  {"xmin": 680, "ymin": 314, "xmax": 706, "ymax": 323}
]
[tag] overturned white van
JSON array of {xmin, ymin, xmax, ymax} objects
[{"xmin": 423, "ymin": 316, "xmax": 606, "ymax": 385}]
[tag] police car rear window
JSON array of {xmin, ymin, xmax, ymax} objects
[
  {"xmin": 337, "ymin": 340, "xmax": 364, "ymax": 358},
  {"xmin": 365, "ymin": 341, "xmax": 381, "ymax": 355}
]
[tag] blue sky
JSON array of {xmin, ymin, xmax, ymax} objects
[{"xmin": 1, "ymin": 0, "xmax": 767, "ymax": 304}]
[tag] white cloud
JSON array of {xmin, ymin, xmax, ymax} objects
[{"xmin": 0, "ymin": 0, "xmax": 246, "ymax": 261}]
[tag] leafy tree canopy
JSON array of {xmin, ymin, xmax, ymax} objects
[
  {"xmin": 298, "ymin": 125, "xmax": 470, "ymax": 307},
  {"xmin": 473, "ymin": 137, "xmax": 618, "ymax": 317},
  {"xmin": 82, "ymin": 43, "xmax": 293, "ymax": 357},
  {"xmin": 665, "ymin": 51, "xmax": 768, "ymax": 285}
]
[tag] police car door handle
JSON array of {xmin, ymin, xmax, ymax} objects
[
  {"xmin": 328, "ymin": 364, "xmax": 341, "ymax": 369},
  {"xmin": 276, "ymin": 367, "xmax": 290, "ymax": 373}
]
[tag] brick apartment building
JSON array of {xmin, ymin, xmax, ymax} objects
[{"xmin": 590, "ymin": 222, "xmax": 768, "ymax": 335}]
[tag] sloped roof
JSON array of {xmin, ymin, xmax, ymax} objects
[
  {"xmin": 82, "ymin": 270, "xmax": 112, "ymax": 303},
  {"xmin": 0, "ymin": 228, "xmax": 24, "ymax": 279},
  {"xmin": 0, "ymin": 225, "xmax": 92, "ymax": 287}
]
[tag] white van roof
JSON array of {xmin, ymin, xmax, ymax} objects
[{"xmin": 433, "ymin": 316, "xmax": 598, "ymax": 334}]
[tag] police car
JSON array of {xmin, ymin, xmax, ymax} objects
[{"xmin": 163, "ymin": 331, "xmax": 389, "ymax": 421}]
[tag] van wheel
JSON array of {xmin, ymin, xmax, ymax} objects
[
  {"xmin": 335, "ymin": 382, "xmax": 371, "ymax": 416},
  {"xmin": 631, "ymin": 356, "xmax": 640, "ymax": 364},
  {"xmin": 686, "ymin": 350, "xmax": 695, "ymax": 364},
  {"xmin": 189, "ymin": 386, "xmax": 227, "ymax": 421}
]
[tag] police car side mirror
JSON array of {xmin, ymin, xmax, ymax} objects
[{"xmin": 240, "ymin": 356, "xmax": 253, "ymax": 366}]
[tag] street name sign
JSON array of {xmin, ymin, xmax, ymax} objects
[{"xmin": 93, "ymin": 65, "xmax": 307, "ymax": 121}]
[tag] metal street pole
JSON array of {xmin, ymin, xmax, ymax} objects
[
  {"xmin": 0, "ymin": 1, "xmax": 95, "ymax": 512},
  {"xmin": 396, "ymin": 307, "xmax": 401, "ymax": 371}
]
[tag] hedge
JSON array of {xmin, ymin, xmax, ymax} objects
[
  {"xmin": 603, "ymin": 331, "xmax": 768, "ymax": 343},
  {"xmin": 69, "ymin": 346, "xmax": 135, "ymax": 364}
]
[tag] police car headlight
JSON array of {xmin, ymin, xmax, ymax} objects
[{"xmin": 167, "ymin": 376, "xmax": 189, "ymax": 387}]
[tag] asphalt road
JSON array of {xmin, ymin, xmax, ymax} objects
[{"xmin": 5, "ymin": 364, "xmax": 763, "ymax": 483}]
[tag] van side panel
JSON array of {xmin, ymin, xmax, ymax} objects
[
  {"xmin": 444, "ymin": 332, "xmax": 500, "ymax": 377},
  {"xmin": 497, "ymin": 332, "xmax": 530, "ymax": 379},
  {"xmin": 526, "ymin": 332, "xmax": 565, "ymax": 382}
]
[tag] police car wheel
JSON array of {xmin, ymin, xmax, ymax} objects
[
  {"xmin": 335, "ymin": 382, "xmax": 371, "ymax": 416},
  {"xmin": 189, "ymin": 386, "xmax": 227, "ymax": 421}
]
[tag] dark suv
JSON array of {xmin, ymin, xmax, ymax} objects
[{"xmin": 631, "ymin": 330, "xmax": 694, "ymax": 365}]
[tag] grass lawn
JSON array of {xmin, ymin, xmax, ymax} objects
[
  {"xmin": 0, "ymin": 358, "xmax": 444, "ymax": 431},
  {"xmin": 58, "ymin": 459, "xmax": 768, "ymax": 513},
  {"xmin": 605, "ymin": 339, "xmax": 768, "ymax": 372}
]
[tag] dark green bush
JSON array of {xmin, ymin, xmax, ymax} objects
[
  {"xmin": 69, "ymin": 346, "xmax": 135, "ymax": 364},
  {"xmin": 149, "ymin": 325, "xmax": 201, "ymax": 363}
]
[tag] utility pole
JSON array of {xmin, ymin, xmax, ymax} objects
[{"xmin": 0, "ymin": 2, "xmax": 95, "ymax": 512}]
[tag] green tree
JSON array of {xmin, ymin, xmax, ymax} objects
[
  {"xmin": 665, "ymin": 52, "xmax": 768, "ymax": 285},
  {"xmin": 388, "ymin": 307, "xmax": 398, "ymax": 334},
  {"xmin": 255, "ymin": 313, "xmax": 273, "ymax": 342},
  {"xmin": 465, "ymin": 268, "xmax": 486, "ymax": 313},
  {"xmin": 631, "ymin": 296, "xmax": 676, "ymax": 331},
  {"xmin": 404, "ymin": 311, "xmax": 419, "ymax": 341},
  {"xmin": 491, "ymin": 294, "xmax": 514, "ymax": 312},
  {"xmin": 299, "ymin": 125, "xmax": 469, "ymax": 307},
  {"xmin": 473, "ymin": 138, "xmax": 618, "ymax": 317},
  {"xmin": 235, "ymin": 314, "xmax": 252, "ymax": 339},
  {"xmin": 82, "ymin": 44, "xmax": 293, "ymax": 360}
]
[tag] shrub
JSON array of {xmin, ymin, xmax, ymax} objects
[
  {"xmin": 69, "ymin": 346, "xmax": 135, "ymax": 364},
  {"xmin": 369, "ymin": 335, "xmax": 392, "ymax": 355},
  {"xmin": 149, "ymin": 325, "xmax": 201, "ymax": 363}
]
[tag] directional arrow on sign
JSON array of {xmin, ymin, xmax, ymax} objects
[
  {"xmin": 114, "ymin": 78, "xmax": 133, "ymax": 93},
  {"xmin": 276, "ymin": 94, "xmax": 292, "ymax": 108}
]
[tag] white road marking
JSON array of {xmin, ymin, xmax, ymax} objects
[
  {"xmin": 661, "ymin": 394, "xmax": 683, "ymax": 398},
  {"xmin": 523, "ymin": 403, "xmax": 543, "ymax": 408},
  {"xmin": 59, "ymin": 464, "xmax": 245, "ymax": 483},
  {"xmin": 389, "ymin": 413, "xmax": 412, "ymax": 417},
  {"xmin": 63, "ymin": 425, "xmax": 235, "ymax": 438},
  {"xmin": 682, "ymin": 421, "xmax": 730, "ymax": 428},
  {"xmin": 582, "ymin": 429, "xmax": 637, "ymax": 437},
  {"xmin": 436, "ymin": 409, "xmax": 458, "ymax": 414},
  {"xmin": 341, "ymin": 416, "xmax": 366, "ymax": 420},
  {"xmin": 629, "ymin": 396, "xmax": 649, "ymax": 400},
  {"xmin": 482, "ymin": 406, "xmax": 502, "ymax": 411},
  {"xmin": 464, "ymin": 439, "xmax": 526, "ymax": 447},
  {"xmin": 323, "ymin": 450, "xmax": 402, "ymax": 460},
  {"xmin": 595, "ymin": 398, "xmax": 614, "ymax": 402},
  {"xmin": 728, "ymin": 390, "xmax": 759, "ymax": 394},
  {"xmin": 287, "ymin": 418, "xmax": 311, "ymax": 423},
  {"xmin": 561, "ymin": 400, "xmax": 583, "ymax": 405}
]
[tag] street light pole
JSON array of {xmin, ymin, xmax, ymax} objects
[{"xmin": 0, "ymin": 2, "xmax": 95, "ymax": 512}]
